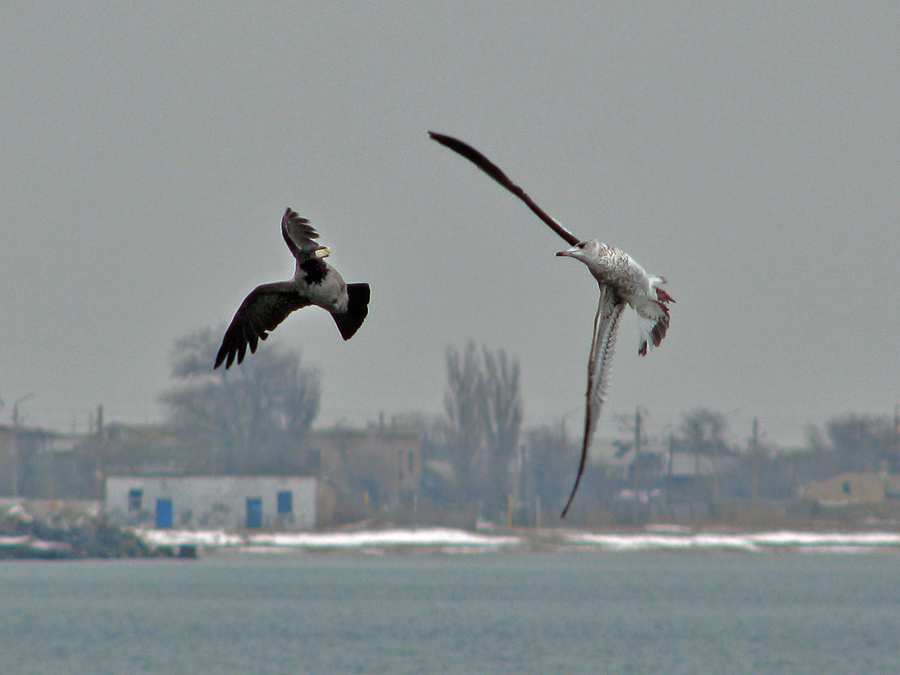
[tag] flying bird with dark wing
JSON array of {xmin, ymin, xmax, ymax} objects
[
  {"xmin": 214, "ymin": 208, "xmax": 370, "ymax": 369},
  {"xmin": 428, "ymin": 132, "xmax": 673, "ymax": 517}
]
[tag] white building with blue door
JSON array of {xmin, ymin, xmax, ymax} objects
[{"xmin": 105, "ymin": 476, "xmax": 334, "ymax": 530}]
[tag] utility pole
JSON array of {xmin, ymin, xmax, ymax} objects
[
  {"xmin": 894, "ymin": 404, "xmax": 899, "ymax": 459},
  {"xmin": 11, "ymin": 393, "xmax": 34, "ymax": 499},
  {"xmin": 632, "ymin": 407, "xmax": 642, "ymax": 525},
  {"xmin": 11, "ymin": 408, "xmax": 18, "ymax": 499},
  {"xmin": 750, "ymin": 417, "xmax": 759, "ymax": 501},
  {"xmin": 95, "ymin": 405, "xmax": 105, "ymax": 501},
  {"xmin": 665, "ymin": 434, "xmax": 676, "ymax": 518}
]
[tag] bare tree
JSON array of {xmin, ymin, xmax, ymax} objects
[
  {"xmin": 160, "ymin": 326, "xmax": 321, "ymax": 475},
  {"xmin": 523, "ymin": 424, "xmax": 578, "ymax": 513},
  {"xmin": 443, "ymin": 341, "xmax": 485, "ymax": 497},
  {"xmin": 480, "ymin": 346, "xmax": 523, "ymax": 514},
  {"xmin": 677, "ymin": 408, "xmax": 730, "ymax": 502},
  {"xmin": 443, "ymin": 342, "xmax": 523, "ymax": 515},
  {"xmin": 824, "ymin": 413, "xmax": 898, "ymax": 473}
]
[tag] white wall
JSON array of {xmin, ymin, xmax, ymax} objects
[{"xmin": 105, "ymin": 476, "xmax": 318, "ymax": 530}]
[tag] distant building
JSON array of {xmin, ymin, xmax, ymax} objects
[
  {"xmin": 100, "ymin": 422, "xmax": 187, "ymax": 476},
  {"xmin": 0, "ymin": 424, "xmax": 93, "ymax": 499},
  {"xmin": 803, "ymin": 472, "xmax": 886, "ymax": 506},
  {"xmin": 304, "ymin": 423, "xmax": 423, "ymax": 508},
  {"xmin": 105, "ymin": 476, "xmax": 335, "ymax": 530}
]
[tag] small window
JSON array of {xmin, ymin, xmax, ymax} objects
[
  {"xmin": 127, "ymin": 489, "xmax": 143, "ymax": 512},
  {"xmin": 277, "ymin": 490, "xmax": 293, "ymax": 514},
  {"xmin": 842, "ymin": 481, "xmax": 851, "ymax": 495}
]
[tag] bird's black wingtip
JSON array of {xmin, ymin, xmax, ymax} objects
[
  {"xmin": 213, "ymin": 350, "xmax": 233, "ymax": 371},
  {"xmin": 428, "ymin": 131, "xmax": 471, "ymax": 153},
  {"xmin": 213, "ymin": 344, "xmax": 228, "ymax": 370},
  {"xmin": 560, "ymin": 437, "xmax": 591, "ymax": 518},
  {"xmin": 428, "ymin": 131, "xmax": 456, "ymax": 148},
  {"xmin": 560, "ymin": 491, "xmax": 576, "ymax": 519}
]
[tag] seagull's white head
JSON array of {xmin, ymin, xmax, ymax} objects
[{"xmin": 556, "ymin": 239, "xmax": 604, "ymax": 264}]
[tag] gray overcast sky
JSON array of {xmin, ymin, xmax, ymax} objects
[{"xmin": 2, "ymin": 3, "xmax": 898, "ymax": 446}]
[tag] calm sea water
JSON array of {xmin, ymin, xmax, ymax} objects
[{"xmin": 1, "ymin": 552, "xmax": 899, "ymax": 674}]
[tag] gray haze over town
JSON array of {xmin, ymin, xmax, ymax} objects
[{"xmin": 3, "ymin": 3, "xmax": 899, "ymax": 448}]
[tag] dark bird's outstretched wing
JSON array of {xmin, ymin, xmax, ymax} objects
[
  {"xmin": 561, "ymin": 285, "xmax": 625, "ymax": 518},
  {"xmin": 281, "ymin": 208, "xmax": 323, "ymax": 260},
  {"xmin": 214, "ymin": 282, "xmax": 311, "ymax": 369},
  {"xmin": 428, "ymin": 131, "xmax": 580, "ymax": 247}
]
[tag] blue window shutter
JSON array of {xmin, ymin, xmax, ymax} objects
[{"xmin": 277, "ymin": 490, "xmax": 293, "ymax": 514}]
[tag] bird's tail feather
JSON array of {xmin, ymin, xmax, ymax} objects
[
  {"xmin": 638, "ymin": 283, "xmax": 674, "ymax": 356},
  {"xmin": 332, "ymin": 283, "xmax": 371, "ymax": 340},
  {"xmin": 638, "ymin": 309, "xmax": 669, "ymax": 356}
]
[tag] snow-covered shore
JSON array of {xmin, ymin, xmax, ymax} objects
[{"xmin": 136, "ymin": 527, "xmax": 900, "ymax": 555}]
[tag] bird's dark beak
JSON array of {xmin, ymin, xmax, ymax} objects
[{"xmin": 556, "ymin": 248, "xmax": 574, "ymax": 258}]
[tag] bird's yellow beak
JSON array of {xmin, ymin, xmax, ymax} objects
[{"xmin": 314, "ymin": 246, "xmax": 331, "ymax": 259}]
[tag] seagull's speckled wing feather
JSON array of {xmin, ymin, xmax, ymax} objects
[{"xmin": 561, "ymin": 285, "xmax": 625, "ymax": 518}]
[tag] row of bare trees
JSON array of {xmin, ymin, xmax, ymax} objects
[
  {"xmin": 673, "ymin": 409, "xmax": 900, "ymax": 489},
  {"xmin": 156, "ymin": 328, "xmax": 899, "ymax": 519}
]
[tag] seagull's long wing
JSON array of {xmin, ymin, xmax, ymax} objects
[
  {"xmin": 214, "ymin": 282, "xmax": 310, "ymax": 369},
  {"xmin": 281, "ymin": 208, "xmax": 322, "ymax": 260},
  {"xmin": 428, "ymin": 131, "xmax": 580, "ymax": 247},
  {"xmin": 561, "ymin": 285, "xmax": 625, "ymax": 517}
]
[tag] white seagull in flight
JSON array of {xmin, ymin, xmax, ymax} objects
[
  {"xmin": 429, "ymin": 132, "xmax": 674, "ymax": 517},
  {"xmin": 214, "ymin": 208, "xmax": 370, "ymax": 369}
]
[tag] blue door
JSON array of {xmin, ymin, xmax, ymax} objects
[
  {"xmin": 246, "ymin": 497, "xmax": 263, "ymax": 528},
  {"xmin": 156, "ymin": 498, "xmax": 173, "ymax": 528}
]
